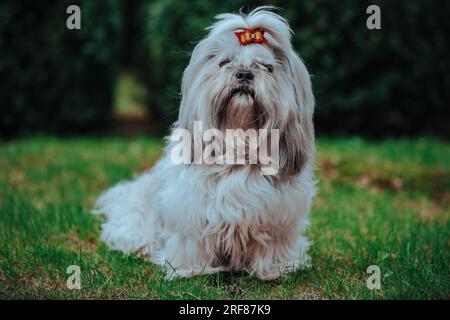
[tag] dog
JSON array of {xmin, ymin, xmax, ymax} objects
[{"xmin": 94, "ymin": 7, "xmax": 316, "ymax": 280}]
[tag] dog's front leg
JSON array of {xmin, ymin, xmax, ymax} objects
[
  {"xmin": 157, "ymin": 234, "xmax": 221, "ymax": 280},
  {"xmin": 249, "ymin": 235, "xmax": 311, "ymax": 281}
]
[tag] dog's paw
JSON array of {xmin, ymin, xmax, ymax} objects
[
  {"xmin": 255, "ymin": 271, "xmax": 281, "ymax": 281},
  {"xmin": 252, "ymin": 257, "xmax": 310, "ymax": 281}
]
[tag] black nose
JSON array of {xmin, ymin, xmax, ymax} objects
[{"xmin": 236, "ymin": 70, "xmax": 254, "ymax": 82}]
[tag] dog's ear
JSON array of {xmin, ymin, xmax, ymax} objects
[
  {"xmin": 278, "ymin": 50, "xmax": 315, "ymax": 177},
  {"xmin": 178, "ymin": 49, "xmax": 199, "ymax": 131},
  {"xmin": 177, "ymin": 39, "xmax": 212, "ymax": 132}
]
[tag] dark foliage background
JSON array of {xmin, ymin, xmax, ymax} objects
[
  {"xmin": 1, "ymin": 0, "xmax": 449, "ymax": 138},
  {"xmin": 138, "ymin": 0, "xmax": 450, "ymax": 137},
  {"xmin": 0, "ymin": 0, "xmax": 122, "ymax": 136}
]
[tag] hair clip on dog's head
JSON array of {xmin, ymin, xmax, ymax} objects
[{"xmin": 234, "ymin": 28, "xmax": 267, "ymax": 45}]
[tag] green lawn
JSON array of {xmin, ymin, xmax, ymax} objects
[{"xmin": 0, "ymin": 136, "xmax": 448, "ymax": 299}]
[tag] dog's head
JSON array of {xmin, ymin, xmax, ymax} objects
[{"xmin": 177, "ymin": 7, "xmax": 315, "ymax": 176}]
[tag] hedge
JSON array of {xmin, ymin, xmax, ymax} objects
[
  {"xmin": 0, "ymin": 0, "xmax": 123, "ymax": 136},
  {"xmin": 140, "ymin": 0, "xmax": 450, "ymax": 137},
  {"xmin": 2, "ymin": 1, "xmax": 448, "ymax": 137}
]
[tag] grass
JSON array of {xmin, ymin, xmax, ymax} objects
[{"xmin": 0, "ymin": 136, "xmax": 448, "ymax": 299}]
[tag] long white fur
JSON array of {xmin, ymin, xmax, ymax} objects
[{"xmin": 93, "ymin": 7, "xmax": 316, "ymax": 280}]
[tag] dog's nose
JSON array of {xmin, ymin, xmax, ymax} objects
[{"xmin": 236, "ymin": 70, "xmax": 254, "ymax": 82}]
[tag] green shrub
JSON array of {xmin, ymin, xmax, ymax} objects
[
  {"xmin": 0, "ymin": 0, "xmax": 123, "ymax": 136},
  {"xmin": 140, "ymin": 0, "xmax": 450, "ymax": 137},
  {"xmin": 286, "ymin": 0, "xmax": 450, "ymax": 137}
]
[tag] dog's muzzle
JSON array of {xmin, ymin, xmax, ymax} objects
[{"xmin": 236, "ymin": 69, "xmax": 254, "ymax": 84}]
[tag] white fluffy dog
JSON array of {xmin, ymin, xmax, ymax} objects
[{"xmin": 94, "ymin": 7, "xmax": 316, "ymax": 280}]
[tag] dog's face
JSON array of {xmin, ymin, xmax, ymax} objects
[
  {"xmin": 177, "ymin": 8, "xmax": 315, "ymax": 176},
  {"xmin": 206, "ymin": 43, "xmax": 280, "ymax": 130}
]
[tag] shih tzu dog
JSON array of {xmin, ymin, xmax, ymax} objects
[{"xmin": 94, "ymin": 7, "xmax": 316, "ymax": 280}]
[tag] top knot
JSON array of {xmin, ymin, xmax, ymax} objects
[{"xmin": 234, "ymin": 28, "xmax": 268, "ymax": 45}]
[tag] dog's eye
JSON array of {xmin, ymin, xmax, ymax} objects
[
  {"xmin": 264, "ymin": 64, "xmax": 274, "ymax": 73},
  {"xmin": 219, "ymin": 59, "xmax": 231, "ymax": 67}
]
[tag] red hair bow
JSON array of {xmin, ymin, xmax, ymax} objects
[{"xmin": 234, "ymin": 28, "xmax": 267, "ymax": 45}]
